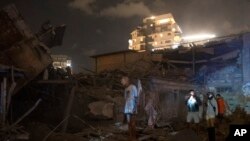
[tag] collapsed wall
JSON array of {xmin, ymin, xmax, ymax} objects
[
  {"xmin": 196, "ymin": 34, "xmax": 250, "ymax": 114},
  {"xmin": 0, "ymin": 4, "xmax": 65, "ymax": 95}
]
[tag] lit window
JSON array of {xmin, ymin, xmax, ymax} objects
[
  {"xmin": 150, "ymin": 16, "xmax": 155, "ymax": 19},
  {"xmin": 150, "ymin": 24, "xmax": 154, "ymax": 27},
  {"xmin": 158, "ymin": 18, "xmax": 169, "ymax": 24},
  {"xmin": 140, "ymin": 37, "xmax": 143, "ymax": 42},
  {"xmin": 174, "ymin": 36, "xmax": 181, "ymax": 42},
  {"xmin": 128, "ymin": 39, "xmax": 133, "ymax": 46},
  {"xmin": 172, "ymin": 28, "xmax": 176, "ymax": 32},
  {"xmin": 160, "ymin": 34, "xmax": 163, "ymax": 37}
]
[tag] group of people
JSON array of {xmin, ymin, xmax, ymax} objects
[
  {"xmin": 185, "ymin": 89, "xmax": 229, "ymax": 141},
  {"xmin": 120, "ymin": 74, "xmax": 229, "ymax": 141}
]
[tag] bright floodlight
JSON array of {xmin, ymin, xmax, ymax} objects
[
  {"xmin": 66, "ymin": 63, "xmax": 71, "ymax": 67},
  {"xmin": 150, "ymin": 16, "xmax": 155, "ymax": 19},
  {"xmin": 182, "ymin": 34, "xmax": 216, "ymax": 41}
]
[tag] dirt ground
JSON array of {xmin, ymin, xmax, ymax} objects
[{"xmin": 24, "ymin": 107, "xmax": 250, "ymax": 141}]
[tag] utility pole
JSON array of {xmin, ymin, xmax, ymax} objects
[{"xmin": 191, "ymin": 43, "xmax": 196, "ymax": 75}]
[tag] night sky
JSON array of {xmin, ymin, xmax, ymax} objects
[{"xmin": 1, "ymin": 0, "xmax": 250, "ymax": 72}]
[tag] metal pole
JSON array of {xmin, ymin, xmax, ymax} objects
[
  {"xmin": 7, "ymin": 66, "xmax": 16, "ymax": 114},
  {"xmin": 2, "ymin": 77, "xmax": 7, "ymax": 125},
  {"xmin": 1, "ymin": 80, "xmax": 3, "ymax": 124},
  {"xmin": 192, "ymin": 44, "xmax": 196, "ymax": 75},
  {"xmin": 62, "ymin": 86, "xmax": 76, "ymax": 132}
]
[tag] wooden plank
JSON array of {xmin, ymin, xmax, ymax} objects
[
  {"xmin": 210, "ymin": 50, "xmax": 240, "ymax": 61},
  {"xmin": 1, "ymin": 80, "xmax": 3, "ymax": 125},
  {"xmin": 7, "ymin": 99, "xmax": 42, "ymax": 130},
  {"xmin": 0, "ymin": 64, "xmax": 26, "ymax": 72},
  {"xmin": 62, "ymin": 86, "xmax": 76, "ymax": 132},
  {"xmin": 36, "ymin": 80, "xmax": 73, "ymax": 84},
  {"xmin": 167, "ymin": 60, "xmax": 208, "ymax": 64},
  {"xmin": 2, "ymin": 77, "xmax": 7, "ymax": 125}
]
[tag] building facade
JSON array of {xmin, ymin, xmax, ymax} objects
[
  {"xmin": 128, "ymin": 13, "xmax": 182, "ymax": 51},
  {"xmin": 51, "ymin": 55, "xmax": 72, "ymax": 69},
  {"xmin": 91, "ymin": 50, "xmax": 151, "ymax": 73}
]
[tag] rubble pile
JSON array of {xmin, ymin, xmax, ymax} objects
[
  {"xmin": 227, "ymin": 106, "xmax": 250, "ymax": 124},
  {"xmin": 2, "ymin": 3, "xmax": 250, "ymax": 141},
  {"xmin": 3, "ymin": 57, "xmax": 250, "ymax": 141},
  {"xmin": 0, "ymin": 4, "xmax": 66, "ymax": 140},
  {"xmin": 74, "ymin": 70, "xmax": 145, "ymax": 121}
]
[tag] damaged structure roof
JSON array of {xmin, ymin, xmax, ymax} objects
[{"xmin": 0, "ymin": 4, "xmax": 66, "ymax": 95}]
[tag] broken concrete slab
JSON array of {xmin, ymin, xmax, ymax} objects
[
  {"xmin": 88, "ymin": 101, "xmax": 114, "ymax": 119},
  {"xmin": 0, "ymin": 4, "xmax": 66, "ymax": 95}
]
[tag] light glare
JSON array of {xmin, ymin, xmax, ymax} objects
[{"xmin": 183, "ymin": 34, "xmax": 216, "ymax": 41}]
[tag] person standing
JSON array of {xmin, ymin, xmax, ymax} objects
[
  {"xmin": 216, "ymin": 94, "xmax": 226, "ymax": 123},
  {"xmin": 206, "ymin": 92, "xmax": 218, "ymax": 141},
  {"xmin": 144, "ymin": 92, "xmax": 157, "ymax": 129},
  {"xmin": 185, "ymin": 90, "xmax": 201, "ymax": 134},
  {"xmin": 121, "ymin": 75, "xmax": 138, "ymax": 141},
  {"xmin": 198, "ymin": 93, "xmax": 204, "ymax": 120}
]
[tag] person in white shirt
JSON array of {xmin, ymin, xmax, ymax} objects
[{"xmin": 121, "ymin": 75, "xmax": 138, "ymax": 141}]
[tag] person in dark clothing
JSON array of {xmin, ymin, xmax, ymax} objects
[{"xmin": 206, "ymin": 92, "xmax": 218, "ymax": 141}]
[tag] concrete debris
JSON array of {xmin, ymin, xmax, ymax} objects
[
  {"xmin": 168, "ymin": 129, "xmax": 202, "ymax": 141},
  {"xmin": 2, "ymin": 3, "xmax": 250, "ymax": 141},
  {"xmin": 0, "ymin": 3, "xmax": 66, "ymax": 141},
  {"xmin": 118, "ymin": 124, "xmax": 128, "ymax": 131},
  {"xmin": 0, "ymin": 4, "xmax": 66, "ymax": 95},
  {"xmin": 88, "ymin": 101, "xmax": 114, "ymax": 119},
  {"xmin": 2, "ymin": 56, "xmax": 249, "ymax": 141}
]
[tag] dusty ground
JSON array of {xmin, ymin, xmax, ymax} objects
[{"xmin": 24, "ymin": 108, "xmax": 250, "ymax": 141}]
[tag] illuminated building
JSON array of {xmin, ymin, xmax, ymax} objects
[
  {"xmin": 128, "ymin": 13, "xmax": 182, "ymax": 51},
  {"xmin": 51, "ymin": 55, "xmax": 72, "ymax": 69}
]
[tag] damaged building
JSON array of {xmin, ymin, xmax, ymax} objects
[
  {"xmin": 1, "ymin": 3, "xmax": 250, "ymax": 141},
  {"xmin": 0, "ymin": 4, "xmax": 67, "ymax": 140},
  {"xmin": 91, "ymin": 33, "xmax": 250, "ymax": 115},
  {"xmin": 158, "ymin": 34, "xmax": 250, "ymax": 114}
]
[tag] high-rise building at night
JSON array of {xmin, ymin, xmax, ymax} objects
[{"xmin": 128, "ymin": 13, "xmax": 182, "ymax": 51}]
